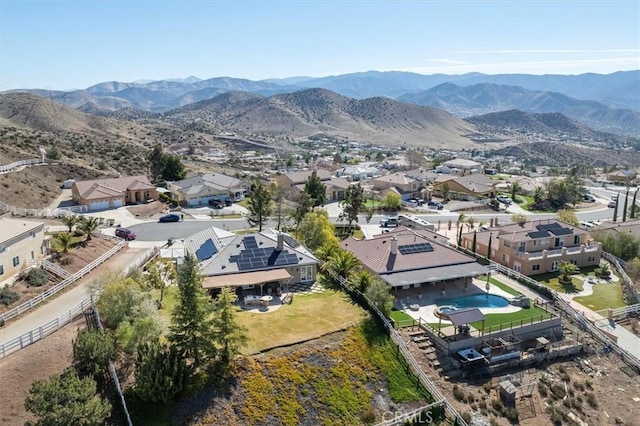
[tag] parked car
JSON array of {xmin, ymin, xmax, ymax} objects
[
  {"xmin": 426, "ymin": 200, "xmax": 444, "ymax": 210},
  {"xmin": 607, "ymin": 201, "xmax": 617, "ymax": 208},
  {"xmin": 115, "ymin": 227, "xmax": 136, "ymax": 240},
  {"xmin": 380, "ymin": 216, "xmax": 399, "ymax": 228},
  {"xmin": 224, "ymin": 199, "xmax": 232, "ymax": 206},
  {"xmin": 497, "ymin": 195, "xmax": 513, "ymax": 205},
  {"xmin": 159, "ymin": 213, "xmax": 181, "ymax": 223},
  {"xmin": 583, "ymin": 194, "xmax": 597, "ymax": 202},
  {"xmin": 208, "ymin": 199, "xmax": 225, "ymax": 209}
]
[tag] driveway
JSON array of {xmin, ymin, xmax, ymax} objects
[{"xmin": 126, "ymin": 218, "xmax": 250, "ymax": 242}]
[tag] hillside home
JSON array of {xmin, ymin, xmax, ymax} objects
[
  {"xmin": 0, "ymin": 218, "xmax": 47, "ymax": 282},
  {"xmin": 275, "ymin": 169, "xmax": 350, "ymax": 202},
  {"xmin": 433, "ymin": 174, "xmax": 497, "ymax": 201},
  {"xmin": 607, "ymin": 170, "xmax": 637, "ymax": 183},
  {"xmin": 167, "ymin": 173, "xmax": 248, "ymax": 206},
  {"xmin": 591, "ymin": 219, "xmax": 640, "ymax": 239},
  {"xmin": 72, "ymin": 175, "xmax": 157, "ymax": 211},
  {"xmin": 442, "ymin": 158, "xmax": 483, "ymax": 174},
  {"xmin": 461, "ymin": 219, "xmax": 601, "ymax": 276},
  {"xmin": 372, "ymin": 172, "xmax": 423, "ymax": 200},
  {"xmin": 341, "ymin": 227, "xmax": 488, "ymax": 293},
  {"xmin": 184, "ymin": 227, "xmax": 319, "ymax": 295},
  {"xmin": 336, "ymin": 164, "xmax": 381, "ymax": 181}
]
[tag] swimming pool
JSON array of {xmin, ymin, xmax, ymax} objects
[{"xmin": 435, "ymin": 294, "xmax": 509, "ymax": 309}]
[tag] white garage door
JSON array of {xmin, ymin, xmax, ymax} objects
[
  {"xmin": 188, "ymin": 198, "xmax": 199, "ymax": 206},
  {"xmin": 112, "ymin": 198, "xmax": 123, "ymax": 208},
  {"xmin": 89, "ymin": 200, "xmax": 109, "ymax": 211}
]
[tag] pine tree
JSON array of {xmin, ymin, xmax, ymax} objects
[
  {"xmin": 168, "ymin": 254, "xmax": 216, "ymax": 366},
  {"xmin": 245, "ymin": 181, "xmax": 272, "ymax": 232},
  {"xmin": 304, "ymin": 171, "xmax": 327, "ymax": 207},
  {"xmin": 472, "ymin": 231, "xmax": 477, "ymax": 253},
  {"xmin": 211, "ymin": 288, "xmax": 248, "ymax": 366},
  {"xmin": 339, "ymin": 183, "xmax": 365, "ymax": 232},
  {"xmin": 135, "ymin": 340, "xmax": 190, "ymax": 403},
  {"xmin": 148, "ymin": 144, "xmax": 165, "ymax": 182},
  {"xmin": 487, "ymin": 234, "xmax": 493, "ymax": 261}
]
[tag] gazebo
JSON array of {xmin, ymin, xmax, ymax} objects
[{"xmin": 442, "ymin": 308, "xmax": 486, "ymax": 337}]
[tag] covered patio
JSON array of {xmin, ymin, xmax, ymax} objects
[{"xmin": 202, "ymin": 268, "xmax": 292, "ymax": 308}]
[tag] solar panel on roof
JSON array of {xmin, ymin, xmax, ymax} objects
[
  {"xmin": 550, "ymin": 227, "xmax": 573, "ymax": 236},
  {"xmin": 244, "ymin": 236, "xmax": 259, "ymax": 249},
  {"xmin": 398, "ymin": 243, "xmax": 434, "ymax": 255},
  {"xmin": 527, "ymin": 231, "xmax": 549, "ymax": 239},
  {"xmin": 537, "ymin": 223, "xmax": 562, "ymax": 231},
  {"xmin": 195, "ymin": 239, "xmax": 218, "ymax": 261},
  {"xmin": 282, "ymin": 235, "xmax": 299, "ymax": 248}
]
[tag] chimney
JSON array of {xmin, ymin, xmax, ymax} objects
[
  {"xmin": 390, "ymin": 237, "xmax": 398, "ymax": 255},
  {"xmin": 277, "ymin": 233, "xmax": 284, "ymax": 251}
]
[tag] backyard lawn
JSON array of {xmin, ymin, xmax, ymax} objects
[
  {"xmin": 477, "ymin": 275, "xmax": 521, "ymax": 296},
  {"xmin": 574, "ymin": 282, "xmax": 626, "ymax": 311},
  {"xmin": 238, "ymin": 290, "xmax": 367, "ymax": 354},
  {"xmin": 389, "ymin": 309, "xmax": 414, "ymax": 327},
  {"xmin": 471, "ymin": 305, "xmax": 551, "ymax": 331},
  {"xmin": 536, "ymin": 272, "xmax": 584, "ymax": 294}
]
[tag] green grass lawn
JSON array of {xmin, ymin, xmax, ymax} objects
[
  {"xmin": 574, "ymin": 281, "xmax": 626, "ymax": 311},
  {"xmin": 364, "ymin": 199, "xmax": 382, "ymax": 209},
  {"xmin": 389, "ymin": 309, "xmax": 415, "ymax": 327},
  {"xmin": 477, "ymin": 275, "xmax": 521, "ymax": 296},
  {"xmin": 536, "ymin": 272, "xmax": 584, "ymax": 294},
  {"xmin": 471, "ymin": 305, "xmax": 551, "ymax": 331},
  {"xmin": 238, "ymin": 290, "xmax": 367, "ymax": 354}
]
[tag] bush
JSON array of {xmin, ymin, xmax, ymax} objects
[
  {"xmin": 504, "ymin": 407, "xmax": 519, "ymax": 422},
  {"xmin": 0, "ymin": 286, "xmax": 20, "ymax": 306},
  {"xmin": 586, "ymin": 392, "xmax": 598, "ymax": 408},
  {"xmin": 27, "ymin": 268, "xmax": 48, "ymax": 287},
  {"xmin": 452, "ymin": 385, "xmax": 466, "ymax": 401},
  {"xmin": 72, "ymin": 329, "xmax": 116, "ymax": 379},
  {"xmin": 538, "ymin": 381, "xmax": 548, "ymax": 397}
]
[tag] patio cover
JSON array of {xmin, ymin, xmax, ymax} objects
[
  {"xmin": 382, "ymin": 263, "xmax": 490, "ymax": 287},
  {"xmin": 202, "ymin": 269, "xmax": 291, "ymax": 289},
  {"xmin": 446, "ymin": 308, "xmax": 485, "ymax": 326}
]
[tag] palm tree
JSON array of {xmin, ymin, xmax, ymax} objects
[
  {"xmin": 53, "ymin": 232, "xmax": 74, "ymax": 254},
  {"xmin": 349, "ymin": 270, "xmax": 375, "ymax": 293},
  {"xmin": 466, "ymin": 216, "xmax": 476, "ymax": 231},
  {"xmin": 60, "ymin": 215, "xmax": 79, "ymax": 233},
  {"xmin": 78, "ymin": 217, "xmax": 100, "ymax": 241},
  {"xmin": 321, "ymin": 249, "xmax": 360, "ymax": 286},
  {"xmin": 558, "ymin": 261, "xmax": 579, "ymax": 283}
]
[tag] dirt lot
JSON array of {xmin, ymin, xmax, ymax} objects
[
  {"xmin": 0, "ymin": 316, "xmax": 86, "ymax": 425},
  {"xmin": 399, "ymin": 326, "xmax": 640, "ymax": 426}
]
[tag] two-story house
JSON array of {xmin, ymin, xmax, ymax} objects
[
  {"xmin": 462, "ymin": 219, "xmax": 601, "ymax": 276},
  {"xmin": 0, "ymin": 218, "xmax": 47, "ymax": 282}
]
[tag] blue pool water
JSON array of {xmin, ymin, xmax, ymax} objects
[{"xmin": 435, "ymin": 294, "xmax": 509, "ymax": 309}]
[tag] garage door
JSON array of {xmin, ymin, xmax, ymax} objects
[
  {"xmin": 89, "ymin": 200, "xmax": 109, "ymax": 211},
  {"xmin": 112, "ymin": 198, "xmax": 123, "ymax": 208},
  {"xmin": 188, "ymin": 198, "xmax": 199, "ymax": 206}
]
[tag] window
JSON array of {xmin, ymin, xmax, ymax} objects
[
  {"xmin": 300, "ymin": 265, "xmax": 313, "ymax": 282},
  {"xmin": 550, "ymin": 260, "xmax": 559, "ymax": 272},
  {"xmin": 574, "ymin": 236, "xmax": 580, "ymax": 245},
  {"xmin": 554, "ymin": 238, "xmax": 564, "ymax": 248},
  {"xmin": 502, "ymin": 254, "xmax": 509, "ymax": 263},
  {"xmin": 12, "ymin": 256, "xmax": 20, "ymax": 267},
  {"xmin": 513, "ymin": 262, "xmax": 521, "ymax": 273},
  {"xmin": 517, "ymin": 242, "xmax": 526, "ymax": 252},
  {"xmin": 503, "ymin": 240, "xmax": 511, "ymax": 248},
  {"xmin": 532, "ymin": 264, "xmax": 540, "ymax": 271},
  {"xmin": 0, "ymin": 265, "xmax": 3, "ymax": 275},
  {"xmin": 587, "ymin": 256, "xmax": 596, "ymax": 262},
  {"xmin": 29, "ymin": 231, "xmax": 36, "ymax": 238}
]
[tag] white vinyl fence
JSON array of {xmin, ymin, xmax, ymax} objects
[
  {"xmin": 0, "ymin": 158, "xmax": 43, "ymax": 173},
  {"xmin": 0, "ymin": 246, "xmax": 158, "ymax": 359}
]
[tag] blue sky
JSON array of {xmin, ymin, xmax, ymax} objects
[{"xmin": 1, "ymin": 0, "xmax": 639, "ymax": 90}]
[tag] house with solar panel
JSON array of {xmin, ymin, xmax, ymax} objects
[
  {"xmin": 183, "ymin": 227, "xmax": 319, "ymax": 298},
  {"xmin": 340, "ymin": 227, "xmax": 488, "ymax": 294},
  {"xmin": 166, "ymin": 173, "xmax": 249, "ymax": 206},
  {"xmin": 461, "ymin": 219, "xmax": 601, "ymax": 276}
]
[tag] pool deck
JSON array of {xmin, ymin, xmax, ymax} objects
[{"xmin": 395, "ymin": 278, "xmax": 521, "ymax": 324}]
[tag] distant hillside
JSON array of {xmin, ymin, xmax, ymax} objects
[
  {"xmin": 399, "ymin": 83, "xmax": 640, "ymax": 136},
  {"xmin": 164, "ymin": 88, "xmax": 482, "ymax": 149},
  {"xmin": 489, "ymin": 141, "xmax": 640, "ymax": 168}
]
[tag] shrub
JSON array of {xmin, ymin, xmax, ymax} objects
[
  {"xmin": 452, "ymin": 385, "xmax": 465, "ymax": 401},
  {"xmin": 504, "ymin": 407, "xmax": 519, "ymax": 422},
  {"xmin": 27, "ymin": 268, "xmax": 48, "ymax": 287},
  {"xmin": 538, "ymin": 381, "xmax": 548, "ymax": 397},
  {"xmin": 72, "ymin": 329, "xmax": 116, "ymax": 379},
  {"xmin": 360, "ymin": 406, "xmax": 377, "ymax": 424},
  {"xmin": 483, "ymin": 382, "xmax": 492, "ymax": 393},
  {"xmin": 0, "ymin": 286, "xmax": 20, "ymax": 306},
  {"xmin": 466, "ymin": 392, "xmax": 476, "ymax": 403},
  {"xmin": 586, "ymin": 392, "xmax": 598, "ymax": 408},
  {"xmin": 461, "ymin": 412, "xmax": 472, "ymax": 423}
]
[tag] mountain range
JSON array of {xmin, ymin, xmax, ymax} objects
[{"xmin": 5, "ymin": 70, "xmax": 639, "ymax": 136}]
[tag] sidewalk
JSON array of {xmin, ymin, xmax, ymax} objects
[{"xmin": 0, "ymin": 246, "xmax": 147, "ymax": 343}]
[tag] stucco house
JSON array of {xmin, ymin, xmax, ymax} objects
[
  {"xmin": 0, "ymin": 218, "xmax": 47, "ymax": 282},
  {"xmin": 167, "ymin": 173, "xmax": 248, "ymax": 206},
  {"xmin": 372, "ymin": 172, "xmax": 423, "ymax": 200},
  {"xmin": 461, "ymin": 219, "xmax": 601, "ymax": 276},
  {"xmin": 433, "ymin": 174, "xmax": 497, "ymax": 201},
  {"xmin": 341, "ymin": 227, "xmax": 488, "ymax": 293},
  {"xmin": 184, "ymin": 227, "xmax": 319, "ymax": 296},
  {"xmin": 274, "ymin": 169, "xmax": 351, "ymax": 202},
  {"xmin": 72, "ymin": 175, "xmax": 157, "ymax": 211}
]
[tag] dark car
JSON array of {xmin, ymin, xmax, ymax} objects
[
  {"xmin": 427, "ymin": 200, "xmax": 444, "ymax": 210},
  {"xmin": 159, "ymin": 213, "xmax": 181, "ymax": 223},
  {"xmin": 208, "ymin": 199, "xmax": 225, "ymax": 209},
  {"xmin": 115, "ymin": 227, "xmax": 136, "ymax": 240},
  {"xmin": 224, "ymin": 199, "xmax": 232, "ymax": 206}
]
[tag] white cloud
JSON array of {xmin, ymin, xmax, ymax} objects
[{"xmin": 452, "ymin": 49, "xmax": 640, "ymax": 54}]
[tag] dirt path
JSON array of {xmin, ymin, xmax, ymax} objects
[{"xmin": 0, "ymin": 316, "xmax": 86, "ymax": 426}]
